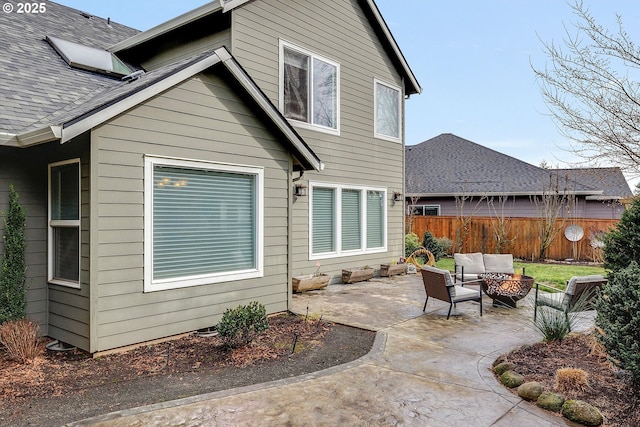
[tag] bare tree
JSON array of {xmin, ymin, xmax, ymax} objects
[
  {"xmin": 532, "ymin": 172, "xmax": 573, "ymax": 260},
  {"xmin": 487, "ymin": 195, "xmax": 516, "ymax": 254},
  {"xmin": 454, "ymin": 188, "xmax": 485, "ymax": 253},
  {"xmin": 533, "ymin": 0, "xmax": 640, "ymax": 175}
]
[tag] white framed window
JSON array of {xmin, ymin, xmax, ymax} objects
[
  {"xmin": 309, "ymin": 183, "xmax": 386, "ymax": 259},
  {"xmin": 408, "ymin": 205, "xmax": 441, "ymax": 216},
  {"xmin": 279, "ymin": 40, "xmax": 340, "ymax": 134},
  {"xmin": 48, "ymin": 159, "xmax": 81, "ymax": 288},
  {"xmin": 374, "ymin": 79, "xmax": 401, "ymax": 142},
  {"xmin": 144, "ymin": 156, "xmax": 264, "ymax": 292}
]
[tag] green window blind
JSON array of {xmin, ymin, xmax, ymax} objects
[
  {"xmin": 153, "ymin": 166, "xmax": 256, "ymax": 281},
  {"xmin": 367, "ymin": 190, "xmax": 384, "ymax": 249},
  {"xmin": 341, "ymin": 189, "xmax": 361, "ymax": 251},
  {"xmin": 312, "ymin": 187, "xmax": 335, "ymax": 254}
]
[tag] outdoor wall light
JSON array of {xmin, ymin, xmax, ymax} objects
[
  {"xmin": 393, "ymin": 191, "xmax": 403, "ymax": 202},
  {"xmin": 294, "ymin": 183, "xmax": 308, "ymax": 197}
]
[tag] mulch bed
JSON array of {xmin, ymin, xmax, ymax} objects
[
  {"xmin": 0, "ymin": 313, "xmax": 375, "ymax": 427},
  {"xmin": 503, "ymin": 333, "xmax": 639, "ymax": 426}
]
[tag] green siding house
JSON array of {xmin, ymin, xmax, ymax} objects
[{"xmin": 0, "ymin": 0, "xmax": 420, "ymax": 353}]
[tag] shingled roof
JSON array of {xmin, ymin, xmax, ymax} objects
[
  {"xmin": 556, "ymin": 168, "xmax": 633, "ymax": 200},
  {"xmin": 405, "ymin": 133, "xmax": 619, "ymax": 197},
  {"xmin": 0, "ymin": 1, "xmax": 323, "ymax": 171},
  {"xmin": 0, "ymin": 1, "xmax": 139, "ymax": 136}
]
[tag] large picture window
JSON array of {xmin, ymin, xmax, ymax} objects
[
  {"xmin": 280, "ymin": 41, "xmax": 339, "ymax": 133},
  {"xmin": 310, "ymin": 183, "xmax": 386, "ymax": 259},
  {"xmin": 48, "ymin": 159, "xmax": 80, "ymax": 287},
  {"xmin": 144, "ymin": 157, "xmax": 263, "ymax": 292},
  {"xmin": 374, "ymin": 79, "xmax": 401, "ymax": 141}
]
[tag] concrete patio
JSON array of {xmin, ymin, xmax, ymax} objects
[{"xmin": 72, "ymin": 273, "xmax": 590, "ymax": 426}]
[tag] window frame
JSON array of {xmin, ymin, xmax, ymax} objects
[
  {"xmin": 47, "ymin": 158, "xmax": 81, "ymax": 289},
  {"xmin": 374, "ymin": 78, "xmax": 402, "ymax": 143},
  {"xmin": 279, "ymin": 40, "xmax": 340, "ymax": 135},
  {"xmin": 144, "ymin": 156, "xmax": 264, "ymax": 292},
  {"xmin": 408, "ymin": 205, "xmax": 441, "ymax": 216},
  {"xmin": 309, "ymin": 182, "xmax": 387, "ymax": 260}
]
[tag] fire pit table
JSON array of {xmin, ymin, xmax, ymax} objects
[{"xmin": 480, "ymin": 273, "xmax": 534, "ymax": 308}]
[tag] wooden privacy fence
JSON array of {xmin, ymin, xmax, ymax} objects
[{"xmin": 409, "ymin": 216, "xmax": 619, "ymax": 261}]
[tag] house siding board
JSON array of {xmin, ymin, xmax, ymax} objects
[
  {"xmin": 232, "ymin": 0, "xmax": 406, "ymax": 280},
  {"xmin": 90, "ymin": 71, "xmax": 291, "ymax": 352},
  {"xmin": 141, "ymin": 31, "xmax": 231, "ymax": 71}
]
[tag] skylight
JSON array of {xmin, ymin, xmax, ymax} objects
[{"xmin": 47, "ymin": 36, "xmax": 131, "ymax": 76}]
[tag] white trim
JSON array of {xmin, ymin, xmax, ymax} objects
[
  {"xmin": 144, "ymin": 155, "xmax": 264, "ymax": 292},
  {"xmin": 374, "ymin": 78, "xmax": 402, "ymax": 143},
  {"xmin": 279, "ymin": 40, "xmax": 341, "ymax": 135},
  {"xmin": 362, "ymin": 0, "xmax": 421, "ymax": 95},
  {"xmin": 47, "ymin": 158, "xmax": 81, "ymax": 289},
  {"xmin": 308, "ymin": 182, "xmax": 387, "ymax": 260}
]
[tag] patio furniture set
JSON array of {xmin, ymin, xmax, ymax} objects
[{"xmin": 421, "ymin": 252, "xmax": 607, "ymax": 321}]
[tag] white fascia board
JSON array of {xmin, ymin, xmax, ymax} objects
[
  {"xmin": 215, "ymin": 48, "xmax": 323, "ymax": 172},
  {"xmin": 364, "ymin": 0, "xmax": 421, "ymax": 95},
  {"xmin": 3, "ymin": 125, "xmax": 62, "ymax": 147},
  {"xmin": 108, "ymin": 1, "xmax": 223, "ymax": 53},
  {"xmin": 61, "ymin": 55, "xmax": 223, "ymax": 143},
  {"xmin": 222, "ymin": 0, "xmax": 253, "ymax": 12}
]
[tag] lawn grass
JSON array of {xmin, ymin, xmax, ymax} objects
[{"xmin": 435, "ymin": 257, "xmax": 606, "ymax": 290}]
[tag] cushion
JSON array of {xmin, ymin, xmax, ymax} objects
[
  {"xmin": 536, "ymin": 292, "xmax": 567, "ymax": 309},
  {"xmin": 565, "ymin": 275, "xmax": 606, "ymax": 295},
  {"xmin": 421, "ymin": 265, "xmax": 455, "ymax": 296},
  {"xmin": 483, "ymin": 254, "xmax": 514, "ymax": 274},
  {"xmin": 454, "ymin": 253, "xmax": 485, "ymax": 275},
  {"xmin": 451, "ymin": 285, "xmax": 478, "ymax": 302}
]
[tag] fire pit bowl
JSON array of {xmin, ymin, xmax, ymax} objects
[{"xmin": 480, "ymin": 273, "xmax": 534, "ymax": 308}]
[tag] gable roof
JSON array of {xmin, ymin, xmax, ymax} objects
[
  {"xmin": 405, "ymin": 133, "xmax": 602, "ymax": 197},
  {"xmin": 108, "ymin": 0, "xmax": 421, "ymax": 95},
  {"xmin": 0, "ymin": 2, "xmax": 322, "ymax": 171}
]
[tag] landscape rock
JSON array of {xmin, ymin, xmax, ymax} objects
[
  {"xmin": 493, "ymin": 361, "xmax": 515, "ymax": 376},
  {"xmin": 500, "ymin": 370, "xmax": 524, "ymax": 388},
  {"xmin": 492, "ymin": 355, "xmax": 507, "ymax": 367},
  {"xmin": 561, "ymin": 399, "xmax": 603, "ymax": 426},
  {"xmin": 536, "ymin": 391, "xmax": 564, "ymax": 412},
  {"xmin": 517, "ymin": 381, "xmax": 543, "ymax": 401}
]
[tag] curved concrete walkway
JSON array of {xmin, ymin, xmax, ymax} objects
[{"xmin": 70, "ymin": 274, "xmax": 587, "ymax": 426}]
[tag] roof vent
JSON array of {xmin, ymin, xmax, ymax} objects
[
  {"xmin": 122, "ymin": 70, "xmax": 145, "ymax": 82},
  {"xmin": 80, "ymin": 12, "xmax": 92, "ymax": 19}
]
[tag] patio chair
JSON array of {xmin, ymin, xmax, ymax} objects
[
  {"xmin": 420, "ymin": 265, "xmax": 483, "ymax": 319},
  {"xmin": 533, "ymin": 275, "xmax": 607, "ymax": 321}
]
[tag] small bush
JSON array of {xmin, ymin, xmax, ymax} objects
[
  {"xmin": 0, "ymin": 184, "xmax": 27, "ymax": 324},
  {"xmin": 602, "ymin": 197, "xmax": 640, "ymax": 271},
  {"xmin": 422, "ymin": 231, "xmax": 447, "ymax": 261},
  {"xmin": 405, "ymin": 233, "xmax": 419, "ymax": 258},
  {"xmin": 530, "ymin": 306, "xmax": 573, "ymax": 342},
  {"xmin": 436, "ymin": 236, "xmax": 453, "ymax": 255},
  {"xmin": 0, "ymin": 318, "xmax": 40, "ymax": 363},
  {"xmin": 216, "ymin": 301, "xmax": 269, "ymax": 349},
  {"xmin": 556, "ymin": 367, "xmax": 589, "ymax": 395},
  {"xmin": 595, "ymin": 262, "xmax": 640, "ymax": 389}
]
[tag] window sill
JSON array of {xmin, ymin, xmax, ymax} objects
[
  {"xmin": 48, "ymin": 279, "xmax": 81, "ymax": 289},
  {"xmin": 374, "ymin": 133, "xmax": 402, "ymax": 143},
  {"xmin": 310, "ymin": 247, "xmax": 386, "ymax": 261},
  {"xmin": 290, "ymin": 119, "xmax": 340, "ymax": 136}
]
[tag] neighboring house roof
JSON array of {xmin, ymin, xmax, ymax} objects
[
  {"xmin": 0, "ymin": 1, "xmax": 322, "ymax": 171},
  {"xmin": 556, "ymin": 168, "xmax": 633, "ymax": 200},
  {"xmin": 108, "ymin": 0, "xmax": 422, "ymax": 96},
  {"xmin": 405, "ymin": 133, "xmax": 603, "ymax": 197}
]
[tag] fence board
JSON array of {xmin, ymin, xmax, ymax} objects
[{"xmin": 409, "ymin": 216, "xmax": 618, "ymax": 261}]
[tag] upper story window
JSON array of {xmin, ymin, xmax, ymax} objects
[
  {"xmin": 374, "ymin": 79, "xmax": 401, "ymax": 142},
  {"xmin": 280, "ymin": 41, "xmax": 340, "ymax": 134}
]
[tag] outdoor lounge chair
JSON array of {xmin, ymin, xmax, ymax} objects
[
  {"xmin": 533, "ymin": 275, "xmax": 607, "ymax": 321},
  {"xmin": 421, "ymin": 265, "xmax": 483, "ymax": 319}
]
